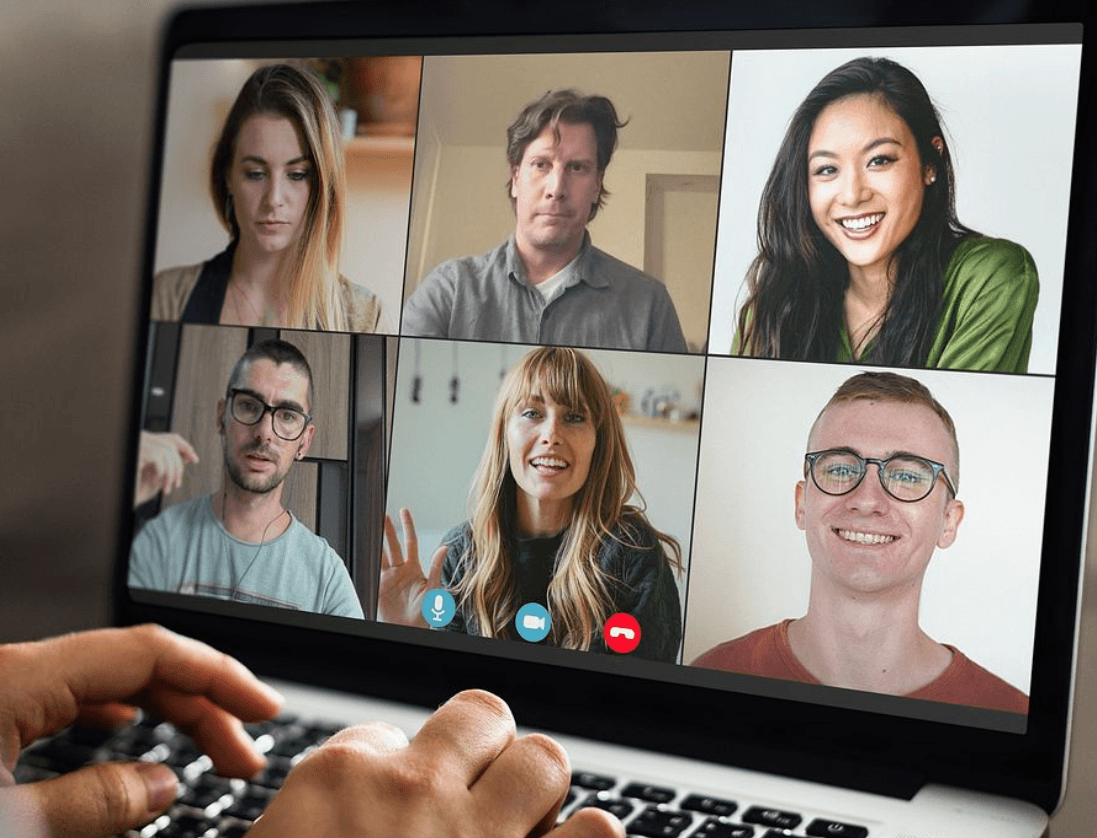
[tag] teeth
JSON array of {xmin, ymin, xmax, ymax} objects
[
  {"xmin": 839, "ymin": 213, "xmax": 883, "ymax": 231},
  {"xmin": 532, "ymin": 457, "xmax": 568, "ymax": 469},
  {"xmin": 837, "ymin": 529, "xmax": 895, "ymax": 545}
]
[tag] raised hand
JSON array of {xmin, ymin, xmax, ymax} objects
[
  {"xmin": 134, "ymin": 431, "xmax": 199, "ymax": 507},
  {"xmin": 376, "ymin": 508, "xmax": 447, "ymax": 627}
]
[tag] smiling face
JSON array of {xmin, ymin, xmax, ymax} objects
[
  {"xmin": 510, "ymin": 121, "xmax": 603, "ymax": 267},
  {"xmin": 506, "ymin": 393, "xmax": 597, "ymax": 534},
  {"xmin": 795, "ymin": 398, "xmax": 963, "ymax": 597},
  {"xmin": 807, "ymin": 93, "xmax": 935, "ymax": 285},
  {"xmin": 228, "ymin": 113, "xmax": 312, "ymax": 258},
  {"xmin": 218, "ymin": 358, "xmax": 314, "ymax": 496}
]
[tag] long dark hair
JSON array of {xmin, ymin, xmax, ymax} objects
[{"xmin": 736, "ymin": 57, "xmax": 975, "ymax": 366}]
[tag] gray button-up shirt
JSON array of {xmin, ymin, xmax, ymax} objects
[{"xmin": 401, "ymin": 234, "xmax": 689, "ymax": 353}]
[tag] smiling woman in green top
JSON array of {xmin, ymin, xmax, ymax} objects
[{"xmin": 733, "ymin": 57, "xmax": 1037, "ymax": 372}]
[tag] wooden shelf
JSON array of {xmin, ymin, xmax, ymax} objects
[
  {"xmin": 620, "ymin": 414, "xmax": 700, "ymax": 432},
  {"xmin": 344, "ymin": 134, "xmax": 415, "ymax": 158}
]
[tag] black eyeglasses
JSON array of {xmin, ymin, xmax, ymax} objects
[
  {"xmin": 804, "ymin": 449, "xmax": 957, "ymax": 503},
  {"xmin": 228, "ymin": 389, "xmax": 311, "ymax": 441}
]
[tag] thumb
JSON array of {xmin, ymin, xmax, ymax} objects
[
  {"xmin": 427, "ymin": 544, "xmax": 448, "ymax": 590},
  {"xmin": 13, "ymin": 761, "xmax": 178, "ymax": 838}
]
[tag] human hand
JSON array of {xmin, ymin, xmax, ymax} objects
[
  {"xmin": 376, "ymin": 508, "xmax": 447, "ymax": 627},
  {"xmin": 0, "ymin": 624, "xmax": 282, "ymax": 838},
  {"xmin": 250, "ymin": 689, "xmax": 624, "ymax": 838},
  {"xmin": 135, "ymin": 431, "xmax": 199, "ymax": 507}
]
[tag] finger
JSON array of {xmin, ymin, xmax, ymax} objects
[
  {"xmin": 381, "ymin": 514, "xmax": 403, "ymax": 569},
  {"xmin": 470, "ymin": 732, "xmax": 570, "ymax": 837},
  {"xmin": 10, "ymin": 761, "xmax": 178, "ymax": 838},
  {"xmin": 10, "ymin": 626, "xmax": 281, "ymax": 758},
  {"xmin": 399, "ymin": 507, "xmax": 420, "ymax": 567},
  {"xmin": 406, "ymin": 690, "xmax": 516, "ymax": 786},
  {"xmin": 313, "ymin": 721, "xmax": 409, "ymax": 759},
  {"xmin": 141, "ymin": 691, "xmax": 266, "ymax": 778},
  {"xmin": 550, "ymin": 807, "xmax": 626, "ymax": 838},
  {"xmin": 173, "ymin": 434, "xmax": 199, "ymax": 464},
  {"xmin": 427, "ymin": 545, "xmax": 448, "ymax": 591},
  {"xmin": 73, "ymin": 702, "xmax": 139, "ymax": 730}
]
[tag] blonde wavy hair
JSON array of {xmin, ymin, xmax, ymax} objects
[
  {"xmin": 455, "ymin": 346, "xmax": 681, "ymax": 649},
  {"xmin": 210, "ymin": 62, "xmax": 350, "ymax": 330}
]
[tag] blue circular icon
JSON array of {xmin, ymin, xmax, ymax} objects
[
  {"xmin": 515, "ymin": 602, "xmax": 552, "ymax": 642},
  {"xmin": 421, "ymin": 588, "xmax": 455, "ymax": 628}
]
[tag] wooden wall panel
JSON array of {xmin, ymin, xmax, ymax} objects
[{"xmin": 281, "ymin": 329, "xmax": 350, "ymax": 462}]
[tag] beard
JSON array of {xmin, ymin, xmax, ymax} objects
[{"xmin": 223, "ymin": 438, "xmax": 291, "ymax": 495}]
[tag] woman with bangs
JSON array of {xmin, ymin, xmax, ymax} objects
[
  {"xmin": 379, "ymin": 346, "xmax": 683, "ymax": 662},
  {"xmin": 734, "ymin": 56, "xmax": 1036, "ymax": 371},
  {"xmin": 151, "ymin": 62, "xmax": 384, "ymax": 332}
]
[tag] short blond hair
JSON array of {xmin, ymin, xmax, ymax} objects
[{"xmin": 810, "ymin": 371, "xmax": 959, "ymax": 488}]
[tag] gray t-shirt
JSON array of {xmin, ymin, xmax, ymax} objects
[
  {"xmin": 128, "ymin": 494, "xmax": 363, "ymax": 618},
  {"xmin": 401, "ymin": 234, "xmax": 689, "ymax": 352}
]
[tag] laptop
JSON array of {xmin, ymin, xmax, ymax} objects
[{"xmin": 34, "ymin": 1, "xmax": 1094, "ymax": 836}]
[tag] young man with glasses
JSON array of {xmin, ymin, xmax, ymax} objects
[
  {"xmin": 128, "ymin": 339, "xmax": 363, "ymax": 618},
  {"xmin": 692, "ymin": 371, "xmax": 1027, "ymax": 712}
]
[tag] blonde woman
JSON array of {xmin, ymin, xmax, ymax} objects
[
  {"xmin": 152, "ymin": 63, "xmax": 383, "ymax": 332},
  {"xmin": 380, "ymin": 346, "xmax": 682, "ymax": 662}
]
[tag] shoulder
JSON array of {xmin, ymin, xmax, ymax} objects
[
  {"xmin": 135, "ymin": 495, "xmax": 212, "ymax": 547},
  {"xmin": 690, "ymin": 621, "xmax": 794, "ymax": 674},
  {"xmin": 914, "ymin": 646, "xmax": 1029, "ymax": 713},
  {"xmin": 283, "ymin": 515, "xmax": 338, "ymax": 555},
  {"xmin": 338, "ymin": 275, "xmax": 384, "ymax": 332},
  {"xmin": 439, "ymin": 522, "xmax": 475, "ymax": 581},
  {"xmin": 151, "ymin": 262, "xmax": 205, "ymax": 321},
  {"xmin": 586, "ymin": 245, "xmax": 672, "ymax": 297},
  {"xmin": 429, "ymin": 241, "xmax": 511, "ymax": 283},
  {"xmin": 946, "ymin": 236, "xmax": 1038, "ymax": 291},
  {"xmin": 597, "ymin": 516, "xmax": 665, "ymax": 568}
]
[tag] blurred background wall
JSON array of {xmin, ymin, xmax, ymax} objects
[{"xmin": 1, "ymin": 1, "xmax": 1094, "ymax": 833}]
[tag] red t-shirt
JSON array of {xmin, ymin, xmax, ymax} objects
[{"xmin": 692, "ymin": 619, "xmax": 1028, "ymax": 713}]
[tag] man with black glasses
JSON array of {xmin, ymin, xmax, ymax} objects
[
  {"xmin": 692, "ymin": 371, "xmax": 1027, "ymax": 713},
  {"xmin": 128, "ymin": 339, "xmax": 363, "ymax": 618}
]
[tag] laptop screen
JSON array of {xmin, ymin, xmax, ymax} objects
[{"xmin": 123, "ymin": 10, "xmax": 1089, "ymax": 791}]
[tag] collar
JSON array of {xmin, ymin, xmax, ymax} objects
[{"xmin": 505, "ymin": 231, "xmax": 608, "ymax": 290}]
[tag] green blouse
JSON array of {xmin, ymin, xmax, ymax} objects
[{"xmin": 836, "ymin": 237, "xmax": 1038, "ymax": 372}]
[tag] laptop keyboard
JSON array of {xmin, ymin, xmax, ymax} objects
[{"xmin": 15, "ymin": 712, "xmax": 871, "ymax": 838}]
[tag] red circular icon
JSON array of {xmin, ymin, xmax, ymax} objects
[{"xmin": 603, "ymin": 613, "xmax": 641, "ymax": 653}]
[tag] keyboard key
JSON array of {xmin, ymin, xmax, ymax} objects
[
  {"xmin": 250, "ymin": 755, "xmax": 294, "ymax": 789},
  {"xmin": 221, "ymin": 786, "xmax": 277, "ymax": 822},
  {"xmin": 157, "ymin": 807, "xmax": 217, "ymax": 838},
  {"xmin": 742, "ymin": 805, "xmax": 802, "ymax": 830},
  {"xmin": 572, "ymin": 771, "xmax": 616, "ymax": 791},
  {"xmin": 577, "ymin": 793, "xmax": 635, "ymax": 819},
  {"xmin": 621, "ymin": 782, "xmax": 676, "ymax": 804},
  {"xmin": 694, "ymin": 819, "xmax": 754, "ymax": 837},
  {"xmin": 627, "ymin": 806, "xmax": 692, "ymax": 836},
  {"xmin": 806, "ymin": 817, "xmax": 869, "ymax": 837},
  {"xmin": 680, "ymin": 794, "xmax": 737, "ymax": 817}
]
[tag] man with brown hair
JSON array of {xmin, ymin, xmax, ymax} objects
[
  {"xmin": 692, "ymin": 371, "xmax": 1028, "ymax": 713},
  {"xmin": 401, "ymin": 88, "xmax": 687, "ymax": 352}
]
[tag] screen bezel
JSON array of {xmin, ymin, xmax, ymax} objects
[{"xmin": 114, "ymin": 0, "xmax": 1097, "ymax": 814}]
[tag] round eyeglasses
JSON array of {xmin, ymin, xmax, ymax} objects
[
  {"xmin": 228, "ymin": 389, "xmax": 311, "ymax": 441},
  {"xmin": 804, "ymin": 449, "xmax": 956, "ymax": 503}
]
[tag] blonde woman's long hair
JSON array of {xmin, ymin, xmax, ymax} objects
[
  {"xmin": 210, "ymin": 62, "xmax": 349, "ymax": 330},
  {"xmin": 455, "ymin": 346, "xmax": 681, "ymax": 649}
]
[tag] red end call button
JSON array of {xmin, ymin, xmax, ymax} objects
[{"xmin": 603, "ymin": 613, "xmax": 641, "ymax": 654}]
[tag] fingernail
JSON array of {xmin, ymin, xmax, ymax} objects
[{"xmin": 136, "ymin": 762, "xmax": 178, "ymax": 813}]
